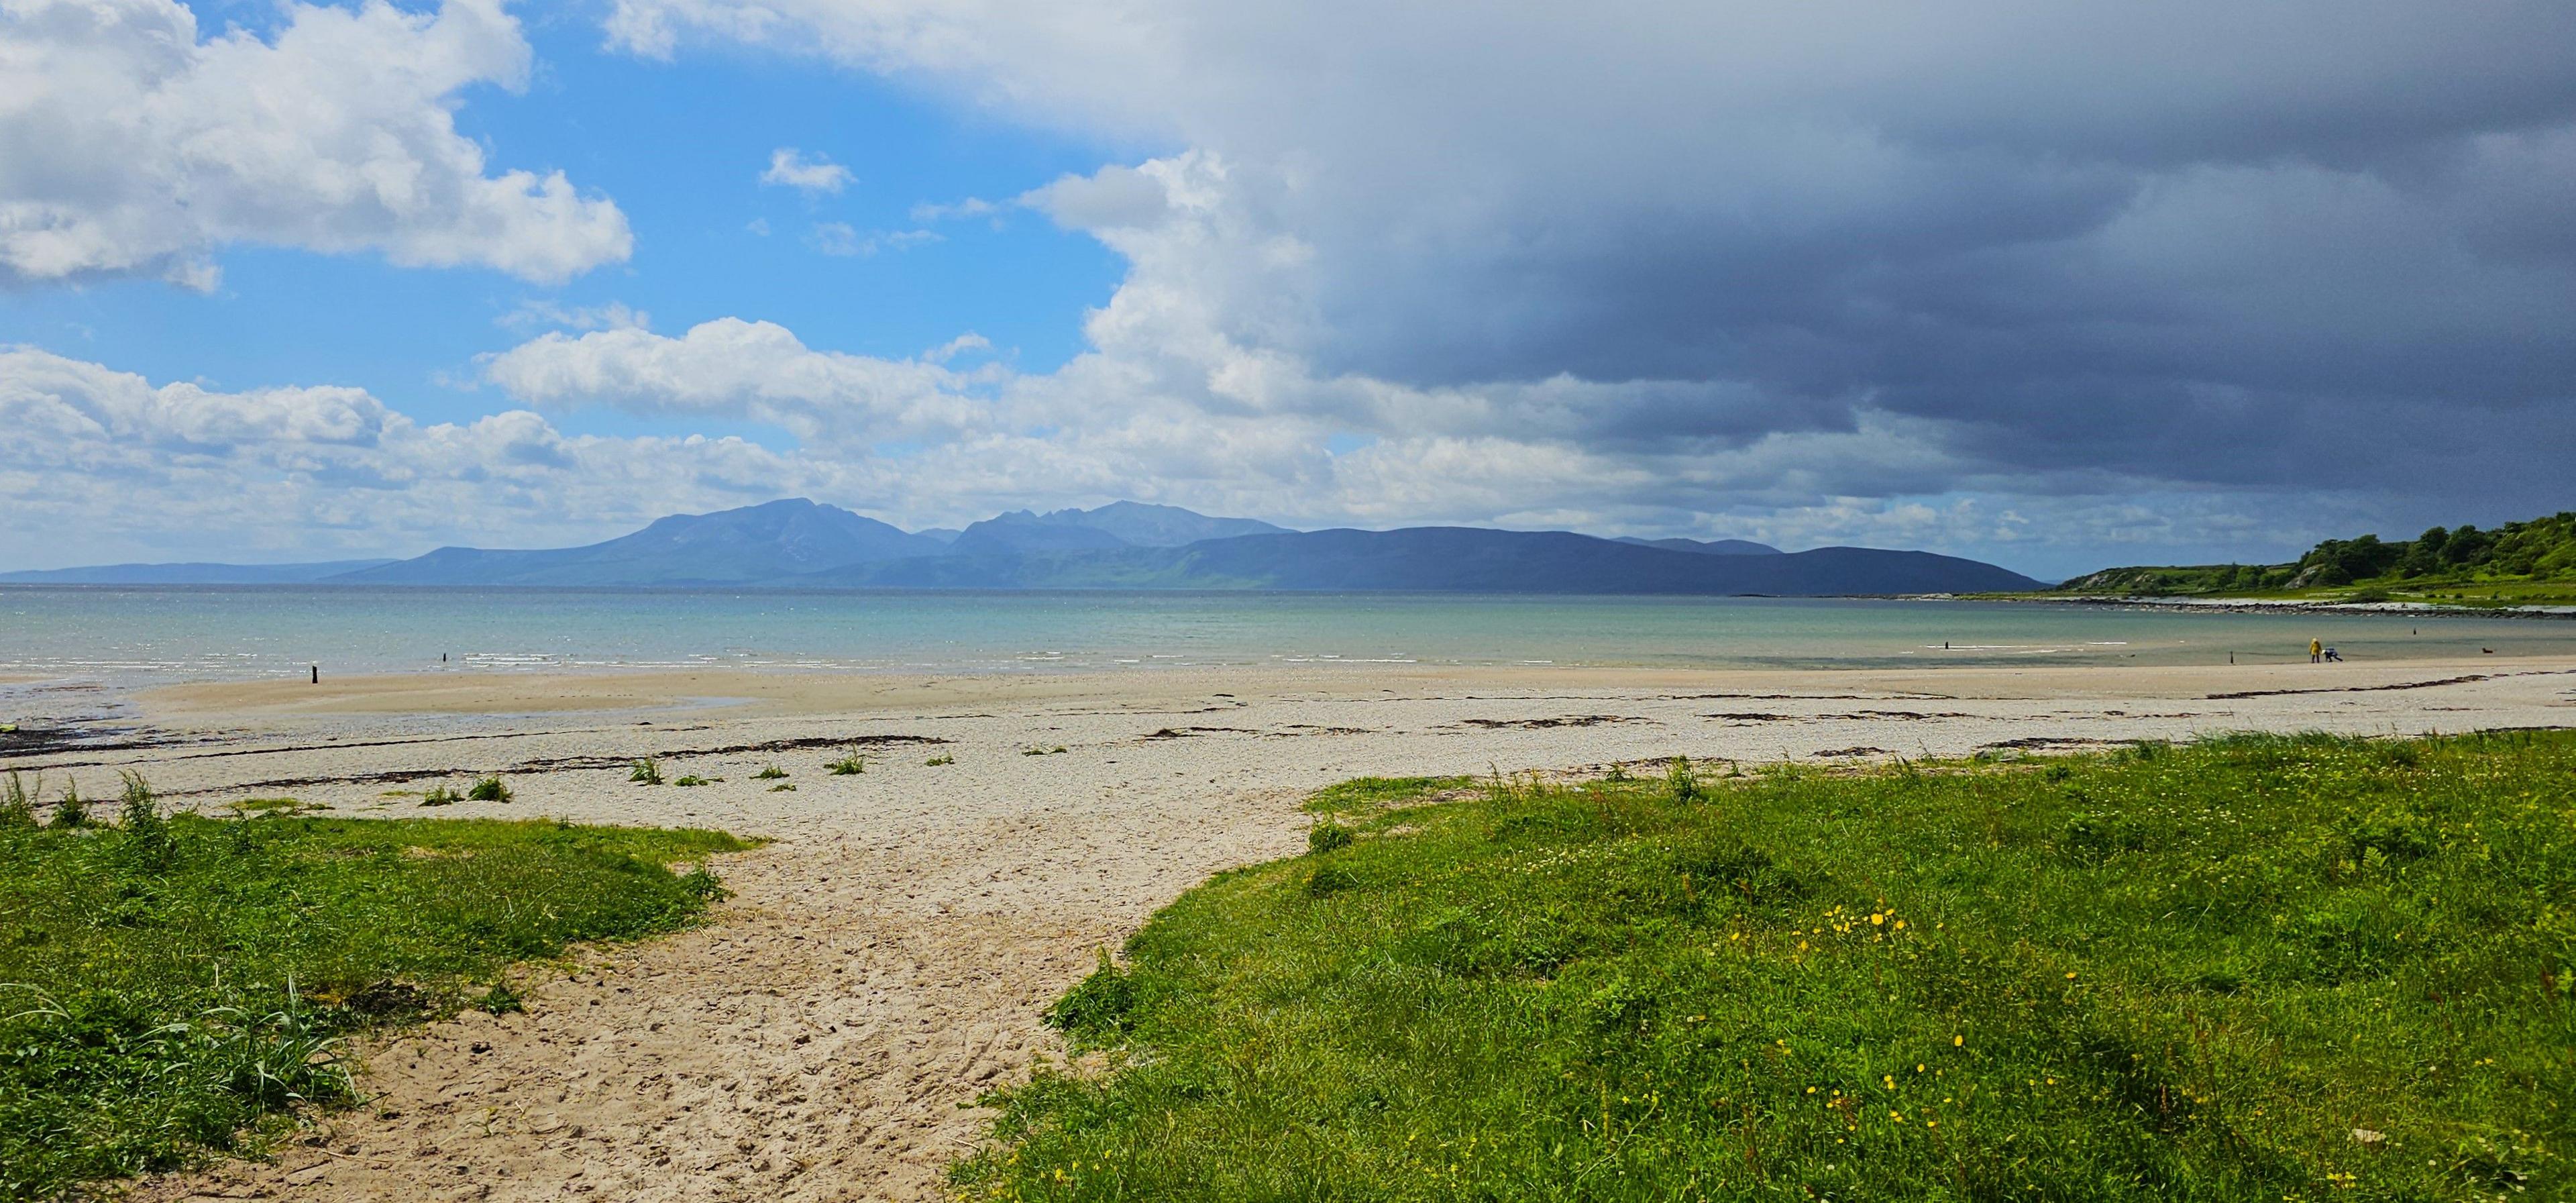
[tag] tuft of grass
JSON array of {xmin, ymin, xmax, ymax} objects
[
  {"xmin": 1302, "ymin": 775, "xmax": 1471, "ymax": 814},
  {"xmin": 1, "ymin": 772, "xmax": 36, "ymax": 827},
  {"xmin": 419, "ymin": 785, "xmax": 460, "ymax": 807},
  {"xmin": 671, "ymin": 774, "xmax": 718, "ymax": 788},
  {"xmin": 826, "ymin": 753, "xmax": 868, "ymax": 775},
  {"xmin": 1021, "ymin": 745, "xmax": 1070, "ymax": 757},
  {"xmin": 0, "ymin": 810, "xmax": 752, "ymax": 1198},
  {"xmin": 46, "ymin": 776, "xmax": 86, "ymax": 830},
  {"xmin": 678, "ymin": 862, "xmax": 729, "ymax": 902},
  {"xmin": 1044, "ymin": 949, "xmax": 1138, "ymax": 1043},
  {"xmin": 925, "ymin": 754, "xmax": 956, "ymax": 767},
  {"xmin": 466, "ymin": 776, "xmax": 512, "ymax": 803},
  {"xmin": 752, "ymin": 764, "xmax": 788, "ymax": 780},
  {"xmin": 1665, "ymin": 753, "xmax": 1701, "ymax": 800},
  {"xmin": 227, "ymin": 797, "xmax": 317, "ymax": 818},
  {"xmin": 1305, "ymin": 822, "xmax": 1354, "ymax": 855},
  {"xmin": 629, "ymin": 758, "xmax": 663, "ymax": 786},
  {"xmin": 766, "ymin": 782, "xmax": 797, "ymax": 792},
  {"xmin": 957, "ymin": 731, "xmax": 2576, "ymax": 1201},
  {"xmin": 474, "ymin": 981, "xmax": 524, "ymax": 1016}
]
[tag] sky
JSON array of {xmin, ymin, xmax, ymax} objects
[{"xmin": 4, "ymin": 0, "xmax": 2573, "ymax": 578}]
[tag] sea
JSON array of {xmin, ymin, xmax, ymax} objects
[{"xmin": 4, "ymin": 586, "xmax": 2573, "ymax": 689}]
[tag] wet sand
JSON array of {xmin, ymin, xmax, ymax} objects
[{"xmin": 6, "ymin": 657, "xmax": 2562, "ymax": 1201}]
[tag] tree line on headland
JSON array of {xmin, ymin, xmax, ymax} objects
[{"xmin": 2053, "ymin": 511, "xmax": 2576, "ymax": 602}]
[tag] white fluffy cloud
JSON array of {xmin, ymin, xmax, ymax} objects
[
  {"xmin": 760, "ymin": 147, "xmax": 853, "ymax": 194},
  {"xmin": 0, "ymin": 0, "xmax": 631, "ymax": 287},
  {"xmin": 483, "ymin": 317, "xmax": 1006, "ymax": 442}
]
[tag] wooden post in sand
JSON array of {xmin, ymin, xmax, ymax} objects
[{"xmin": 311, "ymin": 665, "xmax": 319, "ymax": 684}]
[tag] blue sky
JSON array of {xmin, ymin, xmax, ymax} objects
[{"xmin": 4, "ymin": 0, "xmax": 2573, "ymax": 576}]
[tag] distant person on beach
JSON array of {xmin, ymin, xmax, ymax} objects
[
  {"xmin": 2323, "ymin": 647, "xmax": 2343, "ymax": 662},
  {"xmin": 2310, "ymin": 639, "xmax": 2322, "ymax": 663}
]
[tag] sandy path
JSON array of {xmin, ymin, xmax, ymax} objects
[{"xmin": 10, "ymin": 658, "xmax": 2556, "ymax": 1201}]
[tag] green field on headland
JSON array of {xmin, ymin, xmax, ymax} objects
[
  {"xmin": 957, "ymin": 734, "xmax": 2571, "ymax": 1201},
  {"xmin": 0, "ymin": 776, "xmax": 749, "ymax": 1200},
  {"xmin": 2023, "ymin": 511, "xmax": 2576, "ymax": 608}
]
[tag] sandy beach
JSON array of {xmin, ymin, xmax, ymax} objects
[{"xmin": 7, "ymin": 657, "xmax": 2564, "ymax": 1201}]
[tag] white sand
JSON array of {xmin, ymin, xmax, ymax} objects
[{"xmin": 27, "ymin": 656, "xmax": 2561, "ymax": 1202}]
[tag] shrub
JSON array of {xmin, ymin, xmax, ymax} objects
[
  {"xmin": 629, "ymin": 759, "xmax": 663, "ymax": 785},
  {"xmin": 46, "ymin": 777, "xmax": 85, "ymax": 829},
  {"xmin": 1666, "ymin": 755, "xmax": 1701, "ymax": 801},
  {"xmin": 466, "ymin": 776, "xmax": 512, "ymax": 803},
  {"xmin": 1, "ymin": 772, "xmax": 36, "ymax": 827},
  {"xmin": 115, "ymin": 772, "xmax": 173, "ymax": 865}
]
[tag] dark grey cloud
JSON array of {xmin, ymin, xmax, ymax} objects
[{"xmin": 590, "ymin": 0, "xmax": 2576, "ymax": 568}]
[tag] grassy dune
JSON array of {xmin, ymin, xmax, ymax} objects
[
  {"xmin": 957, "ymin": 735, "xmax": 2571, "ymax": 1201},
  {"xmin": 0, "ymin": 782, "xmax": 749, "ymax": 1200}
]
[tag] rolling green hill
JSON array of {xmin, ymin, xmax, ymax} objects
[{"xmin": 2051, "ymin": 511, "xmax": 2576, "ymax": 606}]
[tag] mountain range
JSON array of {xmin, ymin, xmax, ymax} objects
[{"xmin": 3, "ymin": 499, "xmax": 2039, "ymax": 594}]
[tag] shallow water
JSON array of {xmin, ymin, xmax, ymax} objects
[{"xmin": 3, "ymin": 586, "xmax": 2570, "ymax": 688}]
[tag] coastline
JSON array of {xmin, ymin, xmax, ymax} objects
[
  {"xmin": 1970, "ymin": 592, "xmax": 2576, "ymax": 618},
  {"xmin": 28, "ymin": 656, "xmax": 2566, "ymax": 1201}
]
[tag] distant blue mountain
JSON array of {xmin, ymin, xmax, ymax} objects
[
  {"xmin": 7, "ymin": 499, "xmax": 2041, "ymax": 594},
  {"xmin": 333, "ymin": 499, "xmax": 944, "ymax": 586},
  {"xmin": 791, "ymin": 527, "xmax": 2040, "ymax": 594},
  {"xmin": 948, "ymin": 511, "xmax": 1136, "ymax": 557},
  {"xmin": 1615, "ymin": 535, "xmax": 1781, "ymax": 556},
  {"xmin": 1038, "ymin": 501, "xmax": 1291, "ymax": 546},
  {"xmin": 947, "ymin": 502, "xmax": 1289, "ymax": 556},
  {"xmin": 0, "ymin": 560, "xmax": 395, "ymax": 584}
]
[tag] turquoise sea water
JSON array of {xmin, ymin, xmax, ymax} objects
[{"xmin": 3, "ymin": 586, "xmax": 2571, "ymax": 687}]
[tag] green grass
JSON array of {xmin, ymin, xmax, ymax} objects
[
  {"xmin": 0, "ymin": 790, "xmax": 753, "ymax": 1200},
  {"xmin": 955, "ymin": 732, "xmax": 2573, "ymax": 1202},
  {"xmin": 826, "ymin": 752, "xmax": 869, "ymax": 774}
]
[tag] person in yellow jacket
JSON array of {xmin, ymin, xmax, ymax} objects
[{"xmin": 2310, "ymin": 638, "xmax": 2323, "ymax": 664}]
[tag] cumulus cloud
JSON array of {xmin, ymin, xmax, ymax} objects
[
  {"xmin": 760, "ymin": 148, "xmax": 853, "ymax": 194},
  {"xmin": 0, "ymin": 0, "xmax": 632, "ymax": 289},
  {"xmin": 588, "ymin": 0, "xmax": 2576, "ymax": 565},
  {"xmin": 482, "ymin": 317, "xmax": 1004, "ymax": 442}
]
